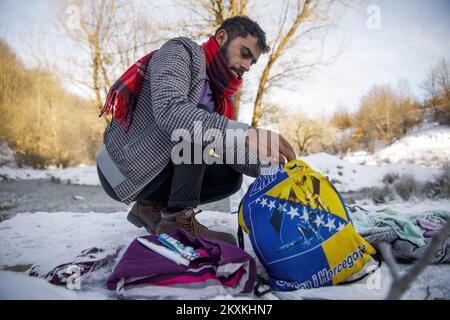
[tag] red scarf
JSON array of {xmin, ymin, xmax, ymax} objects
[{"xmin": 100, "ymin": 36, "xmax": 242, "ymax": 133}]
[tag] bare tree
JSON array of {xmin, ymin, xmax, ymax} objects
[
  {"xmin": 169, "ymin": 0, "xmax": 351, "ymax": 124},
  {"xmin": 422, "ymin": 58, "xmax": 450, "ymax": 107},
  {"xmin": 0, "ymin": 41, "xmax": 23, "ymax": 107},
  {"xmin": 353, "ymin": 84, "xmax": 421, "ymax": 151},
  {"xmin": 330, "ymin": 105, "xmax": 353, "ymax": 130},
  {"xmin": 55, "ymin": 0, "xmax": 165, "ymax": 114},
  {"xmin": 55, "ymin": 0, "xmax": 352, "ymax": 126},
  {"xmin": 56, "ymin": 0, "xmax": 120, "ymax": 111},
  {"xmin": 396, "ymin": 79, "xmax": 421, "ymax": 135},
  {"xmin": 251, "ymin": 0, "xmax": 348, "ymax": 127},
  {"xmin": 56, "ymin": 0, "xmax": 251, "ymax": 119},
  {"xmin": 274, "ymin": 107, "xmax": 336, "ymax": 155},
  {"xmin": 0, "ymin": 39, "xmax": 105, "ymax": 168},
  {"xmin": 421, "ymin": 58, "xmax": 450, "ymax": 124}
]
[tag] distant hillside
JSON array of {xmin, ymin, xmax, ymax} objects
[
  {"xmin": 345, "ymin": 123, "xmax": 450, "ymax": 168},
  {"xmin": 0, "ymin": 40, "xmax": 105, "ymax": 168}
]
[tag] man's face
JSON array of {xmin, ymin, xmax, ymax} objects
[{"xmin": 216, "ymin": 30, "xmax": 262, "ymax": 80}]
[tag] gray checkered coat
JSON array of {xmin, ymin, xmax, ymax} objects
[{"xmin": 96, "ymin": 37, "xmax": 260, "ymax": 204}]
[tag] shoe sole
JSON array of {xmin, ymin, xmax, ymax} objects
[{"xmin": 127, "ymin": 212, "xmax": 156, "ymax": 234}]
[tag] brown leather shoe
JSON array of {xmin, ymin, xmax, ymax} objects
[
  {"xmin": 127, "ymin": 200, "xmax": 166, "ymax": 234},
  {"xmin": 156, "ymin": 208, "xmax": 237, "ymax": 246}
]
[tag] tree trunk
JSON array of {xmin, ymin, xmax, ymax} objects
[
  {"xmin": 233, "ymin": 84, "xmax": 243, "ymax": 120},
  {"xmin": 251, "ymin": 0, "xmax": 313, "ymax": 127}
]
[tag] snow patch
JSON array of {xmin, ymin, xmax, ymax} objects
[
  {"xmin": 345, "ymin": 125, "xmax": 450, "ymax": 168},
  {"xmin": 301, "ymin": 153, "xmax": 441, "ymax": 193},
  {"xmin": 0, "ymin": 165, "xmax": 99, "ymax": 185},
  {"xmin": 0, "ymin": 141, "xmax": 17, "ymax": 167},
  {"xmin": 0, "ymin": 207, "xmax": 449, "ymax": 299}
]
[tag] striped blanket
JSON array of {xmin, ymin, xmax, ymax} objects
[{"xmin": 107, "ymin": 229, "xmax": 257, "ymax": 299}]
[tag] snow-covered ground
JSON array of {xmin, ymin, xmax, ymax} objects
[
  {"xmin": 0, "ymin": 211, "xmax": 138, "ymax": 300},
  {"xmin": 344, "ymin": 124, "xmax": 450, "ymax": 168},
  {"xmin": 1, "ymin": 208, "xmax": 448, "ymax": 300},
  {"xmin": 1, "ymin": 123, "xmax": 449, "ymax": 300},
  {"xmin": 0, "ymin": 152, "xmax": 443, "ymax": 193},
  {"xmin": 2, "ymin": 124, "xmax": 447, "ymax": 191},
  {"xmin": 0, "ymin": 165, "xmax": 100, "ymax": 186},
  {"xmin": 300, "ymin": 153, "xmax": 443, "ymax": 193},
  {"xmin": 0, "ymin": 141, "xmax": 100, "ymax": 185}
]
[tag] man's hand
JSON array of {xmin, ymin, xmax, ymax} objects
[{"xmin": 245, "ymin": 127, "xmax": 296, "ymax": 164}]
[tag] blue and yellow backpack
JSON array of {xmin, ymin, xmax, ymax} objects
[{"xmin": 238, "ymin": 160, "xmax": 379, "ymax": 293}]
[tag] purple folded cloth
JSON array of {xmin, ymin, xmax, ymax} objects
[
  {"xmin": 107, "ymin": 229, "xmax": 257, "ymax": 297},
  {"xmin": 418, "ymin": 219, "xmax": 442, "ymax": 238}
]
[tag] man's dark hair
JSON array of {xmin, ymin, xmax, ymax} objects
[{"xmin": 215, "ymin": 16, "xmax": 270, "ymax": 54}]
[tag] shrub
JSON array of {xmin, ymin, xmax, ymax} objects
[
  {"xmin": 382, "ymin": 172, "xmax": 400, "ymax": 185},
  {"xmin": 365, "ymin": 185, "xmax": 395, "ymax": 204},
  {"xmin": 426, "ymin": 163, "xmax": 450, "ymax": 198},
  {"xmin": 0, "ymin": 40, "xmax": 105, "ymax": 168},
  {"xmin": 394, "ymin": 174, "xmax": 419, "ymax": 200}
]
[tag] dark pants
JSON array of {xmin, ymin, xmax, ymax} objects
[{"xmin": 98, "ymin": 153, "xmax": 243, "ymax": 208}]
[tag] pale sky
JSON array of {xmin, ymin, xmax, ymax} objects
[
  {"xmin": 1, "ymin": 0, "xmax": 449, "ymax": 121},
  {"xmin": 266, "ymin": 0, "xmax": 450, "ymax": 119}
]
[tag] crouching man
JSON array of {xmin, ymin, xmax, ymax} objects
[{"xmin": 96, "ymin": 16, "xmax": 295, "ymax": 246}]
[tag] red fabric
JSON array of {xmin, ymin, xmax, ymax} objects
[
  {"xmin": 201, "ymin": 36, "xmax": 243, "ymax": 120},
  {"xmin": 100, "ymin": 36, "xmax": 242, "ymax": 132},
  {"xmin": 100, "ymin": 52, "xmax": 155, "ymax": 132}
]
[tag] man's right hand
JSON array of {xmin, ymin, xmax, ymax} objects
[{"xmin": 245, "ymin": 127, "xmax": 296, "ymax": 165}]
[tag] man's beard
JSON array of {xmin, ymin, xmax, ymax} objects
[
  {"xmin": 219, "ymin": 39, "xmax": 242, "ymax": 79},
  {"xmin": 219, "ymin": 39, "xmax": 231, "ymax": 65}
]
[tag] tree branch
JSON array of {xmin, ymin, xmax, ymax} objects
[{"xmin": 379, "ymin": 219, "xmax": 450, "ymax": 300}]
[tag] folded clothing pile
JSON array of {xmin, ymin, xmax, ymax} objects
[
  {"xmin": 348, "ymin": 206, "xmax": 450, "ymax": 264},
  {"xmin": 107, "ymin": 229, "xmax": 257, "ymax": 299},
  {"xmin": 28, "ymin": 247, "xmax": 121, "ymax": 286}
]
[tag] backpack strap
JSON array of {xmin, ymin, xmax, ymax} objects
[
  {"xmin": 254, "ymin": 276, "xmax": 273, "ymax": 297},
  {"xmin": 236, "ymin": 198, "xmax": 245, "ymax": 250},
  {"xmin": 238, "ymin": 225, "xmax": 245, "ymax": 250}
]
